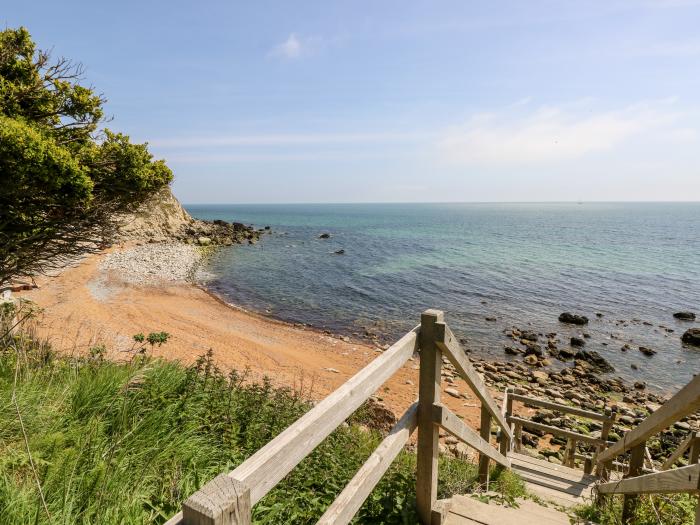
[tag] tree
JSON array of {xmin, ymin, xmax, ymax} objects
[{"xmin": 0, "ymin": 27, "xmax": 172, "ymax": 286}]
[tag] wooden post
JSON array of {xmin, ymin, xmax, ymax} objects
[
  {"xmin": 564, "ymin": 438, "xmax": 577, "ymax": 468},
  {"xmin": 595, "ymin": 407, "xmax": 616, "ymax": 480},
  {"xmin": 182, "ymin": 474, "xmax": 251, "ymax": 525},
  {"xmin": 499, "ymin": 388, "xmax": 513, "ymax": 456},
  {"xmin": 478, "ymin": 405, "xmax": 492, "ymax": 485},
  {"xmin": 690, "ymin": 436, "xmax": 700, "ymax": 465},
  {"xmin": 416, "ymin": 309, "xmax": 443, "ymax": 524},
  {"xmin": 514, "ymin": 423, "xmax": 523, "ymax": 453},
  {"xmin": 621, "ymin": 443, "xmax": 645, "ymax": 524}
]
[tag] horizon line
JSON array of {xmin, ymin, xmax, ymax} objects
[{"xmin": 181, "ymin": 200, "xmax": 700, "ymax": 206}]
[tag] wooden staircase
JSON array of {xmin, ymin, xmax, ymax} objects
[{"xmin": 163, "ymin": 309, "xmax": 700, "ymax": 525}]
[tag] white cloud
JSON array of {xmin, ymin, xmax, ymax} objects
[
  {"xmin": 438, "ymin": 104, "xmax": 681, "ymax": 166},
  {"xmin": 268, "ymin": 33, "xmax": 311, "ymax": 60}
]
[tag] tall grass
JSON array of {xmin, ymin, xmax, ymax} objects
[{"xmin": 0, "ymin": 304, "xmax": 516, "ymax": 524}]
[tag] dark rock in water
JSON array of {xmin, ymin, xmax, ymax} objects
[
  {"xmin": 520, "ymin": 330, "xmax": 539, "ymax": 342},
  {"xmin": 575, "ymin": 350, "xmax": 614, "ymax": 373},
  {"xmin": 570, "ymin": 336, "xmax": 586, "ymax": 348},
  {"xmin": 504, "ymin": 346, "xmax": 521, "ymax": 355},
  {"xmin": 524, "ymin": 343, "xmax": 543, "ymax": 357},
  {"xmin": 674, "ymin": 312, "xmax": 696, "ymax": 321},
  {"xmin": 319, "ymin": 233, "xmax": 331, "ymax": 239},
  {"xmin": 559, "ymin": 312, "xmax": 589, "ymax": 325},
  {"xmin": 682, "ymin": 328, "xmax": 700, "ymax": 347},
  {"xmin": 634, "ymin": 381, "xmax": 646, "ymax": 390},
  {"xmin": 334, "ymin": 249, "xmax": 345, "ymax": 255},
  {"xmin": 558, "ymin": 348, "xmax": 575, "ymax": 360},
  {"xmin": 639, "ymin": 346, "xmax": 656, "ymax": 356}
]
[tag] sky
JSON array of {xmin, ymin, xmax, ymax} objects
[{"xmin": 4, "ymin": 1, "xmax": 700, "ymax": 203}]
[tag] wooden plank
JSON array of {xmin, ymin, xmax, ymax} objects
[
  {"xmin": 507, "ymin": 416, "xmax": 606, "ymax": 446},
  {"xmin": 434, "ymin": 322, "xmax": 513, "ymax": 440},
  {"xmin": 598, "ymin": 374, "xmax": 700, "ymax": 464},
  {"xmin": 317, "ymin": 402, "xmax": 418, "ymax": 525},
  {"xmin": 622, "ymin": 443, "xmax": 645, "ymax": 523},
  {"xmin": 522, "ymin": 483, "xmax": 587, "ymax": 508},
  {"xmin": 510, "ymin": 393, "xmax": 611, "ymax": 422},
  {"xmin": 433, "ymin": 404, "xmax": 510, "ymax": 468},
  {"xmin": 499, "ymin": 388, "xmax": 513, "ymax": 456},
  {"xmin": 509, "ymin": 452, "xmax": 597, "ymax": 484},
  {"xmin": 182, "ymin": 474, "xmax": 251, "ymax": 525},
  {"xmin": 597, "ymin": 464, "xmax": 700, "ymax": 495},
  {"xmin": 227, "ymin": 325, "xmax": 420, "ymax": 504},
  {"xmin": 478, "ymin": 405, "xmax": 492, "ymax": 484},
  {"xmin": 164, "ymin": 512, "xmax": 183, "ymax": 525},
  {"xmin": 416, "ymin": 310, "xmax": 443, "ymax": 525},
  {"xmin": 446, "ymin": 495, "xmax": 570, "ymax": 525}
]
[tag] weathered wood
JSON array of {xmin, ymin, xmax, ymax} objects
[
  {"xmin": 433, "ymin": 404, "xmax": 510, "ymax": 468},
  {"xmin": 514, "ymin": 423, "xmax": 523, "ymax": 453},
  {"xmin": 595, "ymin": 408, "xmax": 616, "ymax": 478},
  {"xmin": 182, "ymin": 474, "xmax": 251, "ymax": 525},
  {"xmin": 499, "ymin": 388, "xmax": 513, "ymax": 456},
  {"xmin": 597, "ymin": 374, "xmax": 700, "ymax": 465},
  {"xmin": 317, "ymin": 402, "xmax": 418, "ymax": 525},
  {"xmin": 691, "ymin": 437, "xmax": 700, "ymax": 465},
  {"xmin": 434, "ymin": 322, "xmax": 512, "ymax": 440},
  {"xmin": 509, "ymin": 393, "xmax": 611, "ymax": 422},
  {"xmin": 596, "ymin": 464, "xmax": 700, "ymax": 495},
  {"xmin": 164, "ymin": 512, "xmax": 184, "ymax": 525},
  {"xmin": 621, "ymin": 443, "xmax": 645, "ymax": 524},
  {"xmin": 227, "ymin": 325, "xmax": 420, "ymax": 504},
  {"xmin": 417, "ymin": 310, "xmax": 443, "ymax": 525},
  {"xmin": 563, "ymin": 438, "xmax": 577, "ymax": 468},
  {"xmin": 478, "ymin": 405, "xmax": 492, "ymax": 484},
  {"xmin": 661, "ymin": 433, "xmax": 697, "ymax": 470},
  {"xmin": 507, "ymin": 416, "xmax": 606, "ymax": 446}
]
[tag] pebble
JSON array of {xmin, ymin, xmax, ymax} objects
[{"xmin": 101, "ymin": 243, "xmax": 203, "ymax": 285}]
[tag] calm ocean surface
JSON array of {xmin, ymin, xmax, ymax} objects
[{"xmin": 186, "ymin": 203, "xmax": 700, "ymax": 393}]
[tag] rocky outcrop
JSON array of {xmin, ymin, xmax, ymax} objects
[
  {"xmin": 558, "ymin": 312, "xmax": 589, "ymax": 325},
  {"xmin": 117, "ymin": 187, "xmax": 261, "ymax": 246},
  {"xmin": 674, "ymin": 312, "xmax": 696, "ymax": 321}
]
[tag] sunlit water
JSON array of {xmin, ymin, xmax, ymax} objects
[{"xmin": 186, "ymin": 202, "xmax": 700, "ymax": 393}]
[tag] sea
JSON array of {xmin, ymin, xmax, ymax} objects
[{"xmin": 185, "ymin": 202, "xmax": 700, "ymax": 393}]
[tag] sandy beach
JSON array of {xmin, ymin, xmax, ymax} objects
[{"xmin": 18, "ymin": 244, "xmax": 488, "ymax": 430}]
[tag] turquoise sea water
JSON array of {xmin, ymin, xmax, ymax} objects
[{"xmin": 186, "ymin": 202, "xmax": 700, "ymax": 392}]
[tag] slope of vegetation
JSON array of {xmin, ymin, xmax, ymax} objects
[{"xmin": 0, "ymin": 306, "xmax": 522, "ymax": 524}]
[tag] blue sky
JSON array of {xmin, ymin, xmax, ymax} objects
[{"xmin": 5, "ymin": 1, "xmax": 700, "ymax": 202}]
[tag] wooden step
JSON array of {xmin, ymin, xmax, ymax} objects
[
  {"xmin": 442, "ymin": 495, "xmax": 571, "ymax": 525},
  {"xmin": 509, "ymin": 452, "xmax": 597, "ymax": 507}
]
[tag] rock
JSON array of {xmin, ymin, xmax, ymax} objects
[
  {"xmin": 520, "ymin": 330, "xmax": 539, "ymax": 342},
  {"xmin": 334, "ymin": 249, "xmax": 345, "ymax": 255},
  {"xmin": 682, "ymin": 329, "xmax": 700, "ymax": 347},
  {"xmin": 558, "ymin": 348, "xmax": 575, "ymax": 360},
  {"xmin": 319, "ymin": 233, "xmax": 331, "ymax": 239},
  {"xmin": 570, "ymin": 336, "xmax": 586, "ymax": 348},
  {"xmin": 523, "ymin": 354, "xmax": 539, "ymax": 366},
  {"xmin": 445, "ymin": 387, "xmax": 461, "ymax": 398},
  {"xmin": 674, "ymin": 312, "xmax": 696, "ymax": 321},
  {"xmin": 197, "ymin": 236, "xmax": 212, "ymax": 246},
  {"xmin": 639, "ymin": 346, "xmax": 657, "ymax": 356},
  {"xmin": 558, "ymin": 312, "xmax": 589, "ymax": 325},
  {"xmin": 523, "ymin": 343, "xmax": 543, "ymax": 357},
  {"xmin": 574, "ymin": 350, "xmax": 614, "ymax": 373},
  {"xmin": 634, "ymin": 381, "xmax": 646, "ymax": 390}
]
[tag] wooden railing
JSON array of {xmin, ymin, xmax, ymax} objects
[
  {"xmin": 503, "ymin": 388, "xmax": 616, "ymax": 474},
  {"xmin": 164, "ymin": 309, "xmax": 512, "ymax": 525},
  {"xmin": 594, "ymin": 374, "xmax": 700, "ymax": 523}
]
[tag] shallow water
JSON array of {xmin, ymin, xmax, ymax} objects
[{"xmin": 186, "ymin": 202, "xmax": 700, "ymax": 393}]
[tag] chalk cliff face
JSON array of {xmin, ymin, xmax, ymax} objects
[{"xmin": 117, "ymin": 187, "xmax": 261, "ymax": 245}]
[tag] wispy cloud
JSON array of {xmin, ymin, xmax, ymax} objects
[
  {"xmin": 268, "ymin": 33, "xmax": 321, "ymax": 60},
  {"xmin": 438, "ymin": 102, "xmax": 682, "ymax": 166}
]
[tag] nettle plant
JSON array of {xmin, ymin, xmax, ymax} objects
[{"xmin": 132, "ymin": 331, "xmax": 170, "ymax": 354}]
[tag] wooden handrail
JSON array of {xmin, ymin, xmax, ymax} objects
[
  {"xmin": 596, "ymin": 464, "xmax": 700, "ymax": 495},
  {"xmin": 597, "ymin": 374, "xmax": 700, "ymax": 465},
  {"xmin": 434, "ymin": 321, "xmax": 513, "ymax": 441},
  {"xmin": 509, "ymin": 392, "xmax": 613, "ymax": 422}
]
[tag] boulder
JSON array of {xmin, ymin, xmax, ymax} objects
[
  {"xmin": 674, "ymin": 312, "xmax": 696, "ymax": 321},
  {"xmin": 523, "ymin": 354, "xmax": 539, "ymax": 366},
  {"xmin": 639, "ymin": 346, "xmax": 657, "ymax": 356},
  {"xmin": 197, "ymin": 236, "xmax": 212, "ymax": 246},
  {"xmin": 334, "ymin": 249, "xmax": 345, "ymax": 255},
  {"xmin": 558, "ymin": 312, "xmax": 589, "ymax": 325},
  {"xmin": 682, "ymin": 328, "xmax": 700, "ymax": 347},
  {"xmin": 570, "ymin": 336, "xmax": 586, "ymax": 348},
  {"xmin": 523, "ymin": 343, "xmax": 543, "ymax": 357},
  {"xmin": 574, "ymin": 350, "xmax": 614, "ymax": 373},
  {"xmin": 319, "ymin": 233, "xmax": 331, "ymax": 239}
]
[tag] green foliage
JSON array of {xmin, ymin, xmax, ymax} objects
[
  {"xmin": 574, "ymin": 493, "xmax": 698, "ymax": 524},
  {"xmin": 0, "ymin": 26, "xmax": 173, "ymax": 285}
]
